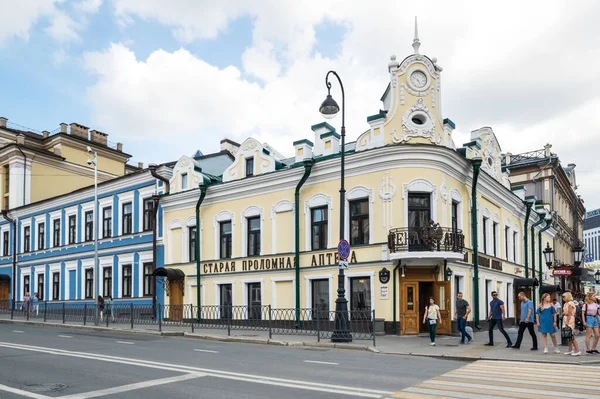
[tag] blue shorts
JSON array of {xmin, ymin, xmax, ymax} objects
[{"xmin": 586, "ymin": 315, "xmax": 599, "ymax": 328}]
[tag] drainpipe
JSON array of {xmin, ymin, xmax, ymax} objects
[
  {"xmin": 1, "ymin": 210, "xmax": 16, "ymax": 307},
  {"xmin": 148, "ymin": 164, "xmax": 170, "ymax": 313},
  {"xmin": 531, "ymin": 215, "xmax": 544, "ymax": 307},
  {"xmin": 195, "ymin": 183, "xmax": 207, "ymax": 319},
  {"xmin": 295, "ymin": 159, "xmax": 314, "ymax": 327},
  {"xmin": 392, "ymin": 261, "xmax": 401, "ymax": 334},
  {"xmin": 523, "ymin": 200, "xmax": 533, "ymax": 279},
  {"xmin": 470, "ymin": 158, "xmax": 482, "ymax": 330},
  {"xmin": 538, "ymin": 215, "xmax": 553, "ymax": 299},
  {"xmin": 15, "ymin": 145, "xmax": 27, "ymax": 206}
]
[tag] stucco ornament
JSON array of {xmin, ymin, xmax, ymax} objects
[
  {"xmin": 440, "ymin": 176, "xmax": 448, "ymax": 204},
  {"xmin": 482, "ymin": 134, "xmax": 501, "ymax": 181},
  {"xmin": 379, "ymin": 174, "xmax": 397, "ymax": 202},
  {"xmin": 400, "ymin": 99, "xmax": 436, "ymax": 143},
  {"xmin": 241, "ymin": 139, "xmax": 258, "ymax": 151}
]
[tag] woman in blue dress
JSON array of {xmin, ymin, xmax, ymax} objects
[{"xmin": 536, "ymin": 293, "xmax": 560, "ymax": 354}]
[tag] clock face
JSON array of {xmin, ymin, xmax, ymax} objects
[{"xmin": 410, "ymin": 71, "xmax": 427, "ymax": 88}]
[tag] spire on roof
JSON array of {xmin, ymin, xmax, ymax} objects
[{"xmin": 412, "ymin": 16, "xmax": 421, "ymax": 54}]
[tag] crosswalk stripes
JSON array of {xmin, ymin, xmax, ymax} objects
[{"xmin": 390, "ymin": 360, "xmax": 600, "ymax": 399}]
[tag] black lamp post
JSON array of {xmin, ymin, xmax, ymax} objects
[
  {"xmin": 573, "ymin": 244, "xmax": 584, "ymax": 267},
  {"xmin": 319, "ymin": 70, "xmax": 352, "ymax": 343},
  {"xmin": 543, "ymin": 242, "xmax": 554, "ymax": 269},
  {"xmin": 594, "ymin": 270, "xmax": 600, "ymax": 285},
  {"xmin": 445, "ymin": 267, "xmax": 453, "ymax": 281}
]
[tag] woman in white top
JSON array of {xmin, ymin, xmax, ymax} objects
[
  {"xmin": 583, "ymin": 292, "xmax": 600, "ymax": 354},
  {"xmin": 423, "ymin": 297, "xmax": 442, "ymax": 346}
]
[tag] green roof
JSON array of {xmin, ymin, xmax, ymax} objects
[
  {"xmin": 366, "ymin": 111, "xmax": 387, "ymax": 122},
  {"xmin": 293, "ymin": 139, "xmax": 314, "ymax": 146},
  {"xmin": 320, "ymin": 131, "xmax": 341, "ymax": 140},
  {"xmin": 311, "ymin": 122, "xmax": 336, "ymax": 132}
]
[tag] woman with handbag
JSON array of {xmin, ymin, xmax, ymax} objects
[
  {"xmin": 536, "ymin": 293, "xmax": 560, "ymax": 354},
  {"xmin": 583, "ymin": 292, "xmax": 600, "ymax": 354},
  {"xmin": 422, "ymin": 297, "xmax": 442, "ymax": 346},
  {"xmin": 562, "ymin": 292, "xmax": 581, "ymax": 356}
]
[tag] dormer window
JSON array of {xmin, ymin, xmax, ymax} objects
[
  {"xmin": 245, "ymin": 158, "xmax": 254, "ymax": 177},
  {"xmin": 181, "ymin": 173, "xmax": 188, "ymax": 190}
]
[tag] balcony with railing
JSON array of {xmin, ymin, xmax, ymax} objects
[{"xmin": 387, "ymin": 223, "xmax": 465, "ymax": 261}]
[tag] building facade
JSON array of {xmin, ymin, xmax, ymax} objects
[
  {"xmin": 158, "ymin": 31, "xmax": 557, "ymax": 334},
  {"xmin": 584, "ymin": 208, "xmax": 600, "ymax": 264}
]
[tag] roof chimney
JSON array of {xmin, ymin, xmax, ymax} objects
[
  {"xmin": 138, "ymin": 162, "xmax": 143, "ymax": 169},
  {"xmin": 544, "ymin": 143, "xmax": 552, "ymax": 157},
  {"xmin": 16, "ymin": 134, "xmax": 25, "ymax": 145},
  {"xmin": 0, "ymin": 117, "xmax": 7, "ymax": 128},
  {"xmin": 90, "ymin": 129, "xmax": 108, "ymax": 146},
  {"xmin": 220, "ymin": 138, "xmax": 240, "ymax": 154},
  {"xmin": 69, "ymin": 122, "xmax": 89, "ymax": 140},
  {"xmin": 505, "ymin": 152, "xmax": 512, "ymax": 165},
  {"xmin": 568, "ymin": 163, "xmax": 576, "ymax": 169},
  {"xmin": 116, "ymin": 142, "xmax": 123, "ymax": 152},
  {"xmin": 60, "ymin": 123, "xmax": 68, "ymax": 133},
  {"xmin": 42, "ymin": 130, "xmax": 50, "ymax": 138}
]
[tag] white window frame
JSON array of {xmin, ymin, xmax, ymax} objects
[
  {"xmin": 452, "ymin": 270, "xmax": 466, "ymax": 319},
  {"xmin": 304, "ymin": 194, "xmax": 333, "ymax": 251},
  {"xmin": 99, "ymin": 256, "xmax": 113, "ymax": 298},
  {"xmin": 166, "ymin": 219, "xmax": 182, "ymax": 264},
  {"xmin": 49, "ymin": 263, "xmax": 60, "ymax": 301},
  {"xmin": 137, "ymin": 186, "xmax": 155, "ymax": 233},
  {"xmin": 21, "ymin": 269, "xmax": 31, "ymax": 299},
  {"xmin": 344, "ymin": 271, "xmax": 375, "ymax": 316},
  {"xmin": 49, "ymin": 209, "xmax": 61, "ymax": 248},
  {"xmin": 271, "ymin": 276, "xmax": 295, "ymax": 310},
  {"xmin": 64, "ymin": 206, "xmax": 78, "ymax": 245},
  {"xmin": 0, "ymin": 224, "xmax": 9, "ymax": 257},
  {"xmin": 304, "ymin": 274, "xmax": 334, "ymax": 314},
  {"xmin": 506, "ymin": 281, "xmax": 514, "ymax": 318},
  {"xmin": 117, "ymin": 191, "xmax": 135, "ymax": 236},
  {"xmin": 33, "ymin": 265, "xmax": 44, "ymax": 300},
  {"xmin": 80, "ymin": 201, "xmax": 95, "ymax": 242},
  {"xmin": 180, "ymin": 172, "xmax": 188, "ymax": 190},
  {"xmin": 64, "ymin": 261, "xmax": 77, "ymax": 300},
  {"xmin": 271, "ymin": 200, "xmax": 294, "ymax": 254},
  {"xmin": 213, "ymin": 280, "xmax": 235, "ymax": 319},
  {"xmin": 187, "ymin": 281, "xmax": 205, "ymax": 307},
  {"xmin": 492, "ymin": 213, "xmax": 500, "ymax": 258},
  {"xmin": 242, "ymin": 278, "xmax": 264, "ymax": 319},
  {"xmin": 182, "ymin": 217, "xmax": 197, "ymax": 263},
  {"xmin": 138, "ymin": 251, "xmax": 152, "ymax": 298},
  {"xmin": 21, "ymin": 219, "xmax": 32, "ymax": 253},
  {"xmin": 214, "ymin": 211, "xmax": 235, "ymax": 259},
  {"xmin": 98, "ymin": 196, "xmax": 113, "ymax": 239},
  {"xmin": 80, "ymin": 258, "xmax": 94, "ymax": 300},
  {"xmin": 513, "ymin": 224, "xmax": 520, "ymax": 264},
  {"xmin": 450, "ymin": 189, "xmax": 464, "ymax": 231},
  {"xmin": 345, "ymin": 186, "xmax": 374, "ymax": 245},
  {"xmin": 482, "ymin": 208, "xmax": 491, "ymax": 255},
  {"xmin": 241, "ymin": 206, "xmax": 264, "ymax": 257},
  {"xmin": 118, "ymin": 253, "xmax": 134, "ymax": 299},
  {"xmin": 402, "ymin": 178, "xmax": 438, "ymax": 225},
  {"xmin": 504, "ymin": 218, "xmax": 513, "ymax": 262},
  {"xmin": 35, "ymin": 219, "xmax": 46, "ymax": 252}
]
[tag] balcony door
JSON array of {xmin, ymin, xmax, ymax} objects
[{"xmin": 407, "ymin": 193, "xmax": 431, "ymax": 251}]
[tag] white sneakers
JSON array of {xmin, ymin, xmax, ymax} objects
[
  {"xmin": 563, "ymin": 351, "xmax": 573, "ymax": 355},
  {"xmin": 554, "ymin": 348, "xmax": 561, "ymax": 354},
  {"xmin": 543, "ymin": 348, "xmax": 548, "ymax": 354},
  {"xmin": 430, "ymin": 342, "xmax": 436, "ymax": 346},
  {"xmin": 571, "ymin": 352, "xmax": 581, "ymax": 356},
  {"xmin": 545, "ymin": 347, "xmax": 561, "ymax": 354}
]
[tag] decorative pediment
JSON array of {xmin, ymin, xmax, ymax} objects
[
  {"xmin": 222, "ymin": 137, "xmax": 277, "ymax": 182},
  {"xmin": 471, "ymin": 127, "xmax": 503, "ymax": 184},
  {"xmin": 169, "ymin": 155, "xmax": 207, "ymax": 192}
]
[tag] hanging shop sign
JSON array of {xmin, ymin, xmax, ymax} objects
[{"xmin": 379, "ymin": 268, "xmax": 390, "ymax": 284}]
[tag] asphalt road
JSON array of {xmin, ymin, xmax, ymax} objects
[{"xmin": 0, "ymin": 323, "xmax": 467, "ymax": 398}]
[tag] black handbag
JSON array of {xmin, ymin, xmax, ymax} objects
[{"xmin": 561, "ymin": 326, "xmax": 573, "ymax": 340}]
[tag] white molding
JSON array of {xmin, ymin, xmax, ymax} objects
[
  {"xmin": 214, "ymin": 211, "xmax": 234, "ymax": 259},
  {"xmin": 35, "ymin": 219, "xmax": 46, "ymax": 251},
  {"xmin": 20, "ymin": 219, "xmax": 32, "ymax": 253},
  {"xmin": 213, "ymin": 280, "xmax": 234, "ymax": 318},
  {"xmin": 271, "ymin": 200, "xmax": 294, "ymax": 254},
  {"xmin": 241, "ymin": 278, "xmax": 264, "ymax": 318},
  {"xmin": 271, "ymin": 276, "xmax": 294, "ymax": 310},
  {"xmin": 167, "ymin": 219, "xmax": 183, "ymax": 264},
  {"xmin": 402, "ymin": 178, "xmax": 438, "ymax": 225},
  {"xmin": 137, "ymin": 186, "xmax": 155, "ymax": 232},
  {"xmin": 304, "ymin": 194, "xmax": 333, "ymax": 251},
  {"xmin": 117, "ymin": 191, "xmax": 135, "ymax": 236},
  {"xmin": 80, "ymin": 201, "xmax": 95, "ymax": 242},
  {"xmin": 241, "ymin": 206, "xmax": 264, "ymax": 257},
  {"xmin": 345, "ymin": 186, "xmax": 374, "ymax": 245},
  {"xmin": 304, "ymin": 274, "xmax": 334, "ymax": 313},
  {"xmin": 450, "ymin": 189, "xmax": 464, "ymax": 231},
  {"xmin": 182, "ymin": 216, "xmax": 197, "ymax": 263},
  {"xmin": 344, "ymin": 271, "xmax": 375, "ymax": 315}
]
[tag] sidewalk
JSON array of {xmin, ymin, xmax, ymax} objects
[{"xmin": 1, "ymin": 313, "xmax": 598, "ymax": 365}]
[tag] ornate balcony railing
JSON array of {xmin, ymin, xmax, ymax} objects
[{"xmin": 388, "ymin": 224, "xmax": 465, "ymax": 253}]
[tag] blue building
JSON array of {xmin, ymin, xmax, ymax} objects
[{"xmin": 0, "ymin": 168, "xmax": 165, "ymax": 307}]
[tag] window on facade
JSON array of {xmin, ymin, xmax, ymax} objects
[
  {"xmin": 2, "ymin": 165, "xmax": 9, "ymax": 211},
  {"xmin": 311, "ymin": 279, "xmax": 329, "ymax": 320},
  {"xmin": 482, "ymin": 217, "xmax": 489, "ymax": 254},
  {"xmin": 38, "ymin": 223, "xmax": 45, "ymax": 250},
  {"xmin": 68, "ymin": 215, "xmax": 76, "ymax": 244},
  {"xmin": 247, "ymin": 217, "xmax": 261, "ymax": 256},
  {"xmin": 102, "ymin": 207, "xmax": 112, "ymax": 238},
  {"xmin": 189, "ymin": 226, "xmax": 196, "ymax": 262},
  {"xmin": 122, "ymin": 265, "xmax": 132, "ymax": 297},
  {"xmin": 311, "ymin": 207, "xmax": 328, "ymax": 250},
  {"xmin": 181, "ymin": 173, "xmax": 188, "ymax": 190},
  {"xmin": 23, "ymin": 226, "xmax": 30, "ymax": 253},
  {"xmin": 350, "ymin": 277, "xmax": 371, "ymax": 315},
  {"xmin": 143, "ymin": 199, "xmax": 154, "ymax": 232},
  {"xmin": 122, "ymin": 203, "xmax": 132, "ymax": 235},
  {"xmin": 247, "ymin": 282, "xmax": 261, "ymax": 320},
  {"xmin": 37, "ymin": 274, "xmax": 44, "ymax": 300},
  {"xmin": 220, "ymin": 221, "xmax": 232, "ymax": 259},
  {"xmin": 219, "ymin": 283, "xmax": 233, "ymax": 320},
  {"xmin": 143, "ymin": 263, "xmax": 155, "ymax": 296},
  {"xmin": 3, "ymin": 231, "xmax": 8, "ymax": 256},
  {"xmin": 505, "ymin": 227, "xmax": 510, "ymax": 261},
  {"xmin": 245, "ymin": 158, "xmax": 254, "ymax": 177},
  {"xmin": 408, "ymin": 193, "xmax": 431, "ymax": 228},
  {"xmin": 85, "ymin": 268, "xmax": 93, "ymax": 299},
  {"xmin": 23, "ymin": 275, "xmax": 30, "ymax": 296},
  {"xmin": 85, "ymin": 211, "xmax": 93, "ymax": 242},
  {"xmin": 451, "ymin": 201, "xmax": 459, "ymax": 232},
  {"xmin": 53, "ymin": 219, "xmax": 60, "ymax": 247},
  {"xmin": 513, "ymin": 232, "xmax": 518, "ymax": 262},
  {"xmin": 52, "ymin": 272, "xmax": 60, "ymax": 300},
  {"xmin": 493, "ymin": 222, "xmax": 498, "ymax": 258},
  {"xmin": 103, "ymin": 267, "xmax": 112, "ymax": 298},
  {"xmin": 350, "ymin": 199, "xmax": 369, "ymax": 246}
]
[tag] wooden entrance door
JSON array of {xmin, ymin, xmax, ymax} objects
[
  {"xmin": 169, "ymin": 279, "xmax": 184, "ymax": 321},
  {"xmin": 400, "ymin": 282, "xmax": 419, "ymax": 335},
  {"xmin": 434, "ymin": 280, "xmax": 451, "ymax": 334},
  {"xmin": 0, "ymin": 281, "xmax": 9, "ymax": 309}
]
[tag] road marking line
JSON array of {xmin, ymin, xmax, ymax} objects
[
  {"xmin": 0, "ymin": 342, "xmax": 393, "ymax": 398},
  {"xmin": 58, "ymin": 335, "xmax": 73, "ymax": 338},
  {"xmin": 12, "ymin": 330, "xmax": 25, "ymax": 333},
  {"xmin": 304, "ymin": 360, "xmax": 339, "ymax": 365},
  {"xmin": 194, "ymin": 349, "xmax": 219, "ymax": 353},
  {"xmin": 0, "ymin": 383, "xmax": 50, "ymax": 399},
  {"xmin": 59, "ymin": 373, "xmax": 204, "ymax": 399},
  {"xmin": 403, "ymin": 386, "xmax": 505, "ymax": 399},
  {"xmin": 116, "ymin": 341, "xmax": 135, "ymax": 345}
]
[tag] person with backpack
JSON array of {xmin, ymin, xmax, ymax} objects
[
  {"xmin": 422, "ymin": 297, "xmax": 442, "ymax": 346},
  {"xmin": 98, "ymin": 296, "xmax": 105, "ymax": 323},
  {"xmin": 583, "ymin": 292, "xmax": 600, "ymax": 354}
]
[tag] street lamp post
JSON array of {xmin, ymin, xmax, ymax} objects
[
  {"xmin": 87, "ymin": 147, "xmax": 99, "ymax": 325},
  {"xmin": 319, "ymin": 70, "xmax": 351, "ymax": 343}
]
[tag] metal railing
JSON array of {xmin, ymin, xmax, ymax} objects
[
  {"xmin": 388, "ymin": 224, "xmax": 464, "ymax": 253},
  {"xmin": 0, "ymin": 300, "xmax": 376, "ymax": 345}
]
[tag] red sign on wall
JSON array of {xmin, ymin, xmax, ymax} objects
[{"xmin": 552, "ymin": 268, "xmax": 572, "ymax": 276}]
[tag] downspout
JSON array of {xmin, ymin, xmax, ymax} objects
[
  {"xmin": 392, "ymin": 261, "xmax": 401, "ymax": 334},
  {"xmin": 195, "ymin": 183, "xmax": 207, "ymax": 319},
  {"xmin": 531, "ymin": 216, "xmax": 544, "ymax": 307},
  {"xmin": 538, "ymin": 216, "xmax": 552, "ymax": 299},
  {"xmin": 148, "ymin": 164, "xmax": 170, "ymax": 312},
  {"xmin": 523, "ymin": 202, "xmax": 533, "ymax": 279},
  {"xmin": 471, "ymin": 158, "xmax": 482, "ymax": 330},
  {"xmin": 1, "ymin": 210, "xmax": 16, "ymax": 306},
  {"xmin": 16, "ymin": 145, "xmax": 27, "ymax": 205},
  {"xmin": 295, "ymin": 159, "xmax": 314, "ymax": 327}
]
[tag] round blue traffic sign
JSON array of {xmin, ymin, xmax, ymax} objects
[{"xmin": 338, "ymin": 239, "xmax": 350, "ymax": 260}]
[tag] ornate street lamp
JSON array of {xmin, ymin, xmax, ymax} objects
[
  {"xmin": 573, "ymin": 244, "xmax": 584, "ymax": 267},
  {"xmin": 445, "ymin": 267, "xmax": 453, "ymax": 281},
  {"xmin": 319, "ymin": 70, "xmax": 351, "ymax": 343},
  {"xmin": 543, "ymin": 242, "xmax": 554, "ymax": 268},
  {"xmin": 595, "ymin": 270, "xmax": 600, "ymax": 285}
]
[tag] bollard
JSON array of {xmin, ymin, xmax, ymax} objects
[
  {"xmin": 317, "ymin": 310, "xmax": 320, "ymax": 342},
  {"xmin": 372, "ymin": 309, "xmax": 376, "ymax": 347},
  {"xmin": 84, "ymin": 304, "xmax": 87, "ymax": 325},
  {"xmin": 44, "ymin": 301, "xmax": 47, "ymax": 322},
  {"xmin": 268, "ymin": 305, "xmax": 272, "ymax": 339},
  {"xmin": 62, "ymin": 302, "xmax": 65, "ymax": 324},
  {"xmin": 130, "ymin": 303, "xmax": 134, "ymax": 329},
  {"xmin": 10, "ymin": 300, "xmax": 14, "ymax": 320},
  {"xmin": 227, "ymin": 307, "xmax": 231, "ymax": 337},
  {"xmin": 158, "ymin": 304, "xmax": 162, "ymax": 332},
  {"xmin": 190, "ymin": 304, "xmax": 194, "ymax": 333}
]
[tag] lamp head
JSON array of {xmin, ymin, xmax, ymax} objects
[{"xmin": 319, "ymin": 94, "xmax": 340, "ymax": 119}]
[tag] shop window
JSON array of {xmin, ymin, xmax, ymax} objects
[
  {"xmin": 247, "ymin": 282, "xmax": 261, "ymax": 320},
  {"xmin": 311, "ymin": 279, "xmax": 329, "ymax": 320}
]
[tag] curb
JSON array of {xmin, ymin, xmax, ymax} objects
[{"xmin": 379, "ymin": 350, "xmax": 599, "ymax": 365}]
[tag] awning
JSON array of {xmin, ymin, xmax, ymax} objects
[
  {"xmin": 0, "ymin": 274, "xmax": 10, "ymax": 281},
  {"xmin": 513, "ymin": 278, "xmax": 539, "ymax": 288},
  {"xmin": 540, "ymin": 284, "xmax": 562, "ymax": 293},
  {"xmin": 152, "ymin": 268, "xmax": 185, "ymax": 280}
]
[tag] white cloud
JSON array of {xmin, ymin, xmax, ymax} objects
[
  {"xmin": 74, "ymin": 0, "xmax": 103, "ymax": 14},
  {"xmin": 87, "ymin": 0, "xmax": 600, "ymax": 207},
  {"xmin": 45, "ymin": 11, "xmax": 82, "ymax": 43},
  {"xmin": 0, "ymin": 0, "xmax": 57, "ymax": 46}
]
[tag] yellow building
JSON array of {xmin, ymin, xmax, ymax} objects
[
  {"xmin": 158, "ymin": 29, "xmax": 556, "ymax": 335},
  {"xmin": 0, "ymin": 118, "xmax": 134, "ymax": 210}
]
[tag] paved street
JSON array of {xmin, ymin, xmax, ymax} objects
[{"xmin": 0, "ymin": 323, "xmax": 465, "ymax": 399}]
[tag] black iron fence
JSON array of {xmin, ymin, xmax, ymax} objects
[
  {"xmin": 0, "ymin": 300, "xmax": 375, "ymax": 346},
  {"xmin": 388, "ymin": 224, "xmax": 464, "ymax": 253}
]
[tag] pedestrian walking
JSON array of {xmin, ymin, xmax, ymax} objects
[
  {"xmin": 32, "ymin": 292, "xmax": 39, "ymax": 316},
  {"xmin": 106, "ymin": 296, "xmax": 115, "ymax": 323},
  {"xmin": 485, "ymin": 291, "xmax": 512, "ymax": 347},
  {"xmin": 536, "ymin": 293, "xmax": 560, "ymax": 354},
  {"xmin": 454, "ymin": 292, "xmax": 472, "ymax": 344},
  {"xmin": 576, "ymin": 301, "xmax": 585, "ymax": 335},
  {"xmin": 511, "ymin": 292, "xmax": 538, "ymax": 351},
  {"xmin": 98, "ymin": 296, "xmax": 105, "ymax": 323},
  {"xmin": 583, "ymin": 292, "xmax": 600, "ymax": 354},
  {"xmin": 422, "ymin": 297, "xmax": 442, "ymax": 346},
  {"xmin": 22, "ymin": 293, "xmax": 31, "ymax": 315},
  {"xmin": 562, "ymin": 292, "xmax": 581, "ymax": 356}
]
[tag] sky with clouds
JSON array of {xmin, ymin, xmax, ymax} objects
[{"xmin": 1, "ymin": 0, "xmax": 599, "ymax": 210}]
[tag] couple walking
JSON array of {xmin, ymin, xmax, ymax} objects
[{"xmin": 423, "ymin": 292, "xmax": 472, "ymax": 346}]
